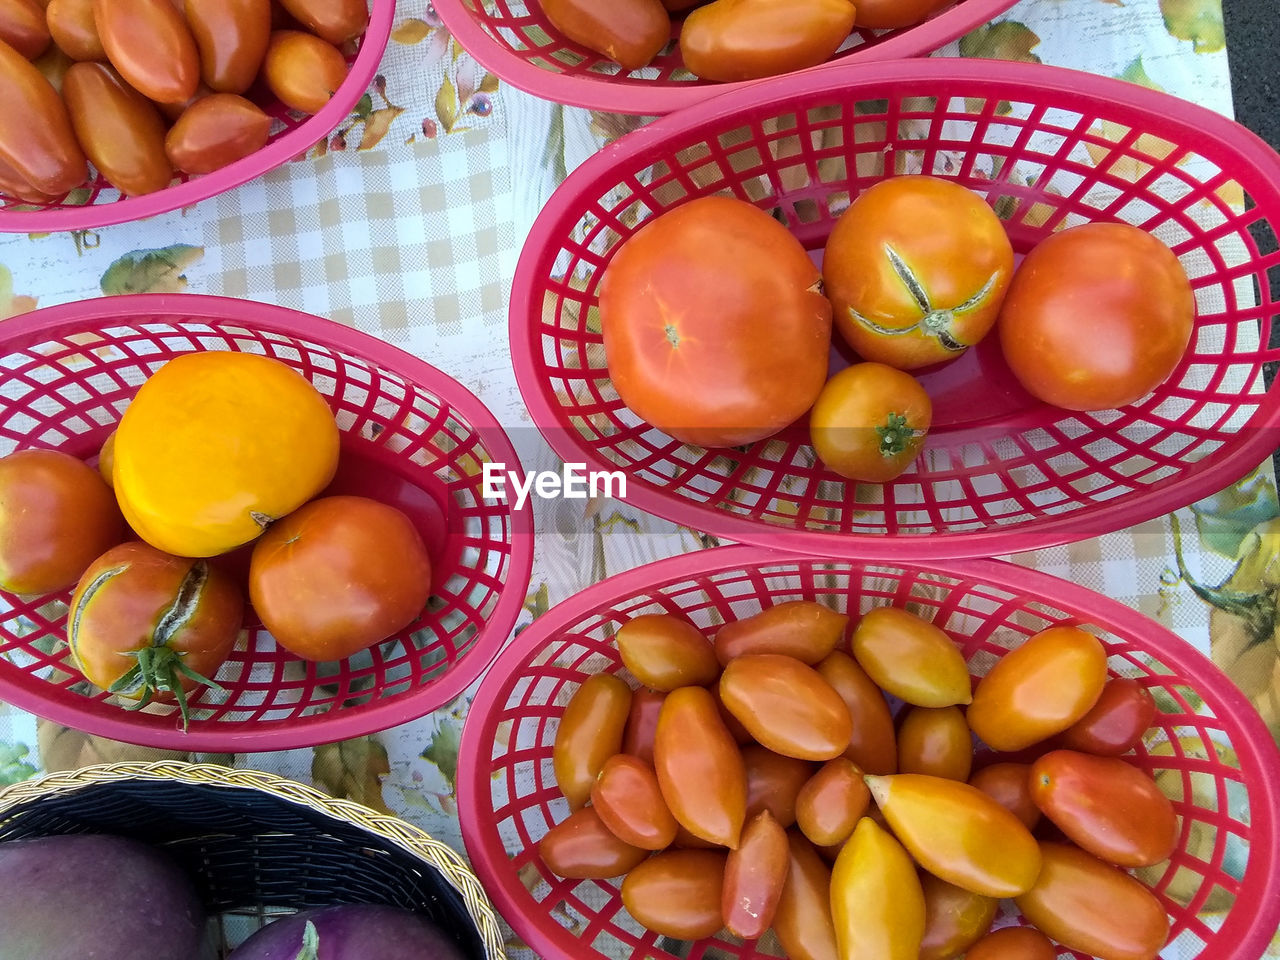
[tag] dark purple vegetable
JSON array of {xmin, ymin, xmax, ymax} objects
[
  {"xmin": 0, "ymin": 833, "xmax": 208, "ymax": 960},
  {"xmin": 227, "ymin": 904, "xmax": 469, "ymax": 960}
]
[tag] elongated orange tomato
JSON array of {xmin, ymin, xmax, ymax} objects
[
  {"xmin": 830, "ymin": 818, "xmax": 925, "ymax": 960},
  {"xmin": 968, "ymin": 762, "xmax": 1039, "ymax": 830},
  {"xmin": 45, "ymin": 0, "xmax": 104, "ymax": 60},
  {"xmin": 92, "ymin": 0, "xmax": 200, "ymax": 103},
  {"xmin": 537, "ymin": 806, "xmax": 649, "ymax": 879},
  {"xmin": 620, "ymin": 688, "xmax": 665, "ymax": 764},
  {"xmin": 276, "ymin": 0, "xmax": 367, "ymax": 45},
  {"xmin": 1058, "ymin": 676, "xmax": 1156, "ymax": 756},
  {"xmin": 680, "ymin": 0, "xmax": 855, "ymax": 82},
  {"xmin": 1030, "ymin": 749, "xmax": 1178, "ymax": 867},
  {"xmin": 815, "ymin": 651, "xmax": 897, "ymax": 774},
  {"xmin": 0, "ymin": 0, "xmax": 49, "ymax": 58},
  {"xmin": 540, "ymin": 0, "xmax": 668, "ymax": 71},
  {"xmin": 184, "ymin": 0, "xmax": 270, "ymax": 93},
  {"xmin": 552, "ymin": 673, "xmax": 631, "ymax": 810},
  {"xmin": 795, "ymin": 757, "xmax": 868, "ymax": 848},
  {"xmin": 621, "ymin": 850, "xmax": 727, "ymax": 940},
  {"xmin": 164, "ymin": 93, "xmax": 270, "ymax": 175},
  {"xmin": 774, "ymin": 832, "xmax": 838, "ymax": 960},
  {"xmin": 867, "ymin": 774, "xmax": 1041, "ymax": 897},
  {"xmin": 897, "ymin": 705, "xmax": 973, "ymax": 781},
  {"xmin": 616, "ymin": 613, "xmax": 719, "ymax": 691},
  {"xmin": 590, "ymin": 754, "xmax": 678, "ymax": 851},
  {"xmin": 713, "ymin": 600, "xmax": 848, "ymax": 665},
  {"xmin": 918, "ymin": 873, "xmax": 998, "ymax": 960},
  {"xmin": 967, "ymin": 625, "xmax": 1108, "ymax": 751},
  {"xmin": 261, "ymin": 29, "xmax": 348, "ymax": 114},
  {"xmin": 1014, "ymin": 842, "xmax": 1170, "ymax": 960},
  {"xmin": 653, "ymin": 685, "xmax": 747, "ymax": 848},
  {"xmin": 743, "ymin": 744, "xmax": 814, "ymax": 828},
  {"xmin": 0, "ymin": 39, "xmax": 86, "ymax": 196},
  {"xmin": 965, "ymin": 926, "xmax": 1056, "ymax": 960},
  {"xmin": 720, "ymin": 654, "xmax": 852, "ymax": 761},
  {"xmin": 722, "ymin": 809, "xmax": 789, "ymax": 939},
  {"xmin": 851, "ymin": 606, "xmax": 972, "ymax": 707},
  {"xmin": 62, "ymin": 61, "xmax": 171, "ymax": 196}
]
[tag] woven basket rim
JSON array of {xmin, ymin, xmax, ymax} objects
[{"xmin": 0, "ymin": 760, "xmax": 507, "ymax": 960}]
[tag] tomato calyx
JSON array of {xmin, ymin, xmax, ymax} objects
[
  {"xmin": 848, "ymin": 245, "xmax": 1002, "ymax": 352},
  {"xmin": 875, "ymin": 412, "xmax": 918, "ymax": 458}
]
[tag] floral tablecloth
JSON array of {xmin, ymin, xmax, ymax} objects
[{"xmin": 2, "ymin": 0, "xmax": 1277, "ymax": 957}]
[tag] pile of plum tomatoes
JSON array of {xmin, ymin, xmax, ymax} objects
[
  {"xmin": 542, "ymin": 600, "xmax": 1177, "ymax": 960},
  {"xmin": 0, "ymin": 0, "xmax": 369, "ymax": 202},
  {"xmin": 599, "ymin": 177, "xmax": 1195, "ymax": 484}
]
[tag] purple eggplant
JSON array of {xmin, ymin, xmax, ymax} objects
[
  {"xmin": 0, "ymin": 833, "xmax": 209, "ymax": 960},
  {"xmin": 227, "ymin": 904, "xmax": 470, "ymax": 960}
]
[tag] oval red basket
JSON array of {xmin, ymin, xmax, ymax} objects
[
  {"xmin": 457, "ymin": 545, "xmax": 1280, "ymax": 960},
  {"xmin": 510, "ymin": 58, "xmax": 1280, "ymax": 560},
  {"xmin": 432, "ymin": 0, "xmax": 1016, "ymax": 114},
  {"xmin": 0, "ymin": 294, "xmax": 534, "ymax": 752},
  {"xmin": 0, "ymin": 1, "xmax": 393, "ymax": 233}
]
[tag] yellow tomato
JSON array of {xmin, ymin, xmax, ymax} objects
[
  {"xmin": 830, "ymin": 817, "xmax": 925, "ymax": 960},
  {"xmin": 113, "ymin": 351, "xmax": 339, "ymax": 557}
]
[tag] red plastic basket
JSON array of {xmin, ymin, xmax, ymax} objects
[
  {"xmin": 0, "ymin": 294, "xmax": 534, "ymax": 752},
  {"xmin": 457, "ymin": 545, "xmax": 1280, "ymax": 960},
  {"xmin": 510, "ymin": 58, "xmax": 1280, "ymax": 560},
  {"xmin": 432, "ymin": 0, "xmax": 1017, "ymax": 114},
  {"xmin": 0, "ymin": 1, "xmax": 393, "ymax": 233}
]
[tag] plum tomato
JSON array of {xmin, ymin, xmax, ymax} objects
[
  {"xmin": 598, "ymin": 195, "xmax": 832, "ymax": 448},
  {"xmin": 1030, "ymin": 749, "xmax": 1178, "ymax": 868},
  {"xmin": 62, "ymin": 61, "xmax": 172, "ymax": 196},
  {"xmin": 0, "ymin": 449, "xmax": 124, "ymax": 596},
  {"xmin": 896, "ymin": 705, "xmax": 973, "ymax": 781},
  {"xmin": 615, "ymin": 612, "xmax": 719, "ymax": 691},
  {"xmin": 719, "ymin": 654, "xmax": 852, "ymax": 761},
  {"xmin": 830, "ymin": 818, "xmax": 925, "ymax": 960},
  {"xmin": 538, "ymin": 806, "xmax": 649, "ymax": 879},
  {"xmin": 46, "ymin": 0, "xmax": 106, "ymax": 60},
  {"xmin": 967, "ymin": 625, "xmax": 1108, "ymax": 752},
  {"xmin": 0, "ymin": 38, "xmax": 86, "ymax": 197},
  {"xmin": 809, "ymin": 362, "xmax": 932, "ymax": 483},
  {"xmin": 774, "ymin": 832, "xmax": 838, "ymax": 960},
  {"xmin": 621, "ymin": 849, "xmax": 728, "ymax": 940},
  {"xmin": 92, "ymin": 0, "xmax": 200, "ymax": 104},
  {"xmin": 275, "ymin": 0, "xmax": 367, "ymax": 46},
  {"xmin": 591, "ymin": 754, "xmax": 679, "ymax": 850},
  {"xmin": 0, "ymin": 0, "xmax": 50, "ymax": 58},
  {"xmin": 183, "ymin": 0, "xmax": 271, "ymax": 93},
  {"xmin": 713, "ymin": 600, "xmax": 848, "ymax": 666},
  {"xmin": 918, "ymin": 873, "xmax": 998, "ymax": 960},
  {"xmin": 965, "ymin": 926, "xmax": 1057, "ymax": 960},
  {"xmin": 1058, "ymin": 676, "xmax": 1156, "ymax": 756},
  {"xmin": 815, "ymin": 650, "xmax": 897, "ymax": 774},
  {"xmin": 997, "ymin": 222, "xmax": 1194, "ymax": 411},
  {"xmin": 551, "ymin": 673, "xmax": 632, "ymax": 811},
  {"xmin": 621, "ymin": 687, "xmax": 665, "ymax": 764},
  {"xmin": 968, "ymin": 762, "xmax": 1040, "ymax": 830},
  {"xmin": 721, "ymin": 809, "xmax": 789, "ymax": 939},
  {"xmin": 539, "ymin": 0, "xmax": 669, "ymax": 72},
  {"xmin": 852, "ymin": 0, "xmax": 951, "ymax": 27},
  {"xmin": 850, "ymin": 606, "xmax": 972, "ymax": 708},
  {"xmin": 742, "ymin": 744, "xmax": 814, "ymax": 828},
  {"xmin": 679, "ymin": 0, "xmax": 855, "ymax": 82},
  {"xmin": 164, "ymin": 93, "xmax": 270, "ymax": 175},
  {"xmin": 248, "ymin": 495, "xmax": 433, "ymax": 662},
  {"xmin": 823, "ymin": 176, "xmax": 1014, "ymax": 370},
  {"xmin": 261, "ymin": 29, "xmax": 348, "ymax": 115},
  {"xmin": 794, "ymin": 756, "xmax": 868, "ymax": 847}
]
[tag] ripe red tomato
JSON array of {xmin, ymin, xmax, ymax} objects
[
  {"xmin": 551, "ymin": 673, "xmax": 632, "ymax": 810},
  {"xmin": 742, "ymin": 744, "xmax": 814, "ymax": 828},
  {"xmin": 540, "ymin": 0, "xmax": 668, "ymax": 71},
  {"xmin": 248, "ymin": 495, "xmax": 433, "ymax": 662},
  {"xmin": 679, "ymin": 0, "xmax": 855, "ymax": 82},
  {"xmin": 599, "ymin": 195, "xmax": 833, "ymax": 448},
  {"xmin": 809, "ymin": 363, "xmax": 932, "ymax": 482},
  {"xmin": 1058, "ymin": 676, "xmax": 1156, "ymax": 756},
  {"xmin": 92, "ymin": 0, "xmax": 200, "ymax": 104},
  {"xmin": 591, "ymin": 754, "xmax": 679, "ymax": 850},
  {"xmin": 261, "ymin": 29, "xmax": 348, "ymax": 115},
  {"xmin": 275, "ymin": 0, "xmax": 367, "ymax": 46},
  {"xmin": 164, "ymin": 93, "xmax": 270, "ymax": 175},
  {"xmin": 823, "ymin": 176, "xmax": 1014, "ymax": 370},
  {"xmin": 852, "ymin": 0, "xmax": 950, "ymax": 27},
  {"xmin": 615, "ymin": 613, "xmax": 719, "ymax": 691},
  {"xmin": 538, "ymin": 806, "xmax": 649, "ymax": 879},
  {"xmin": 0, "ymin": 449, "xmax": 124, "ymax": 596},
  {"xmin": 621, "ymin": 849, "xmax": 728, "ymax": 939},
  {"xmin": 62, "ymin": 62, "xmax": 172, "ymax": 196},
  {"xmin": 997, "ymin": 222, "xmax": 1194, "ymax": 411},
  {"xmin": 721, "ymin": 809, "xmax": 789, "ymax": 939},
  {"xmin": 184, "ymin": 0, "xmax": 271, "ymax": 94}
]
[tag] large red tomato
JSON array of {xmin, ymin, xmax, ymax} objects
[
  {"xmin": 599, "ymin": 195, "xmax": 833, "ymax": 448},
  {"xmin": 997, "ymin": 222, "xmax": 1194, "ymax": 411},
  {"xmin": 823, "ymin": 176, "xmax": 1014, "ymax": 370}
]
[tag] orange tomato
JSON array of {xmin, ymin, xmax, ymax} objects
[
  {"xmin": 68, "ymin": 541, "xmax": 243, "ymax": 721},
  {"xmin": 0, "ymin": 0, "xmax": 49, "ymax": 57},
  {"xmin": 964, "ymin": 926, "xmax": 1056, "ymax": 960},
  {"xmin": 830, "ymin": 818, "xmax": 925, "ymax": 960},
  {"xmin": 261, "ymin": 29, "xmax": 348, "ymax": 115},
  {"xmin": 537, "ymin": 806, "xmax": 649, "ymax": 879},
  {"xmin": 620, "ymin": 687, "xmax": 665, "ymax": 764},
  {"xmin": 967, "ymin": 625, "xmax": 1108, "ymax": 752},
  {"xmin": 616, "ymin": 613, "xmax": 719, "ymax": 691},
  {"xmin": 742, "ymin": 744, "xmax": 814, "ymax": 828},
  {"xmin": 714, "ymin": 682, "xmax": 755, "ymax": 744},
  {"xmin": 184, "ymin": 0, "xmax": 270, "ymax": 93},
  {"xmin": 92, "ymin": 0, "xmax": 199, "ymax": 103},
  {"xmin": 721, "ymin": 809, "xmax": 789, "ymax": 939},
  {"xmin": 0, "ymin": 38, "xmax": 86, "ymax": 196},
  {"xmin": 620, "ymin": 849, "xmax": 727, "ymax": 940},
  {"xmin": 679, "ymin": 0, "xmax": 854, "ymax": 82},
  {"xmin": 918, "ymin": 873, "xmax": 998, "ymax": 960},
  {"xmin": 96, "ymin": 430, "xmax": 115, "ymax": 486},
  {"xmin": 164, "ymin": 93, "xmax": 270, "ymax": 175},
  {"xmin": 851, "ymin": 606, "xmax": 972, "ymax": 707},
  {"xmin": 968, "ymin": 762, "xmax": 1039, "ymax": 831},
  {"xmin": 599, "ymin": 194, "xmax": 832, "ymax": 448},
  {"xmin": 1058, "ymin": 676, "xmax": 1156, "ymax": 756},
  {"xmin": 867, "ymin": 774, "xmax": 1041, "ymax": 897},
  {"xmin": 62, "ymin": 61, "xmax": 171, "ymax": 196},
  {"xmin": 0, "ymin": 449, "xmax": 123, "ymax": 596},
  {"xmin": 794, "ymin": 757, "xmax": 868, "ymax": 847},
  {"xmin": 276, "ymin": 0, "xmax": 367, "ymax": 44},
  {"xmin": 653, "ymin": 685, "xmax": 747, "ymax": 848},
  {"xmin": 809, "ymin": 362, "xmax": 932, "ymax": 483},
  {"xmin": 823, "ymin": 176, "xmax": 1014, "ymax": 370},
  {"xmin": 713, "ymin": 600, "xmax": 848, "ymax": 665},
  {"xmin": 774, "ymin": 832, "xmax": 838, "ymax": 960},
  {"xmin": 897, "ymin": 705, "xmax": 973, "ymax": 781},
  {"xmin": 112, "ymin": 351, "xmax": 340, "ymax": 558},
  {"xmin": 540, "ymin": 0, "xmax": 668, "ymax": 71},
  {"xmin": 719, "ymin": 654, "xmax": 852, "ymax": 761},
  {"xmin": 45, "ymin": 0, "xmax": 103, "ymax": 60},
  {"xmin": 591, "ymin": 754, "xmax": 678, "ymax": 850},
  {"xmin": 852, "ymin": 0, "xmax": 950, "ymax": 28},
  {"xmin": 551, "ymin": 673, "xmax": 632, "ymax": 810},
  {"xmin": 1030, "ymin": 749, "xmax": 1178, "ymax": 868},
  {"xmin": 815, "ymin": 650, "xmax": 897, "ymax": 774},
  {"xmin": 1014, "ymin": 842, "xmax": 1170, "ymax": 960}
]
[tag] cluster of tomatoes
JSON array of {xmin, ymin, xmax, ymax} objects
[
  {"xmin": 0, "ymin": 0, "xmax": 368, "ymax": 203},
  {"xmin": 543, "ymin": 0, "xmax": 953, "ymax": 82},
  {"xmin": 599, "ymin": 176, "xmax": 1195, "ymax": 483},
  {"xmin": 0, "ymin": 350, "xmax": 433, "ymax": 725},
  {"xmin": 540, "ymin": 600, "xmax": 1176, "ymax": 960}
]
